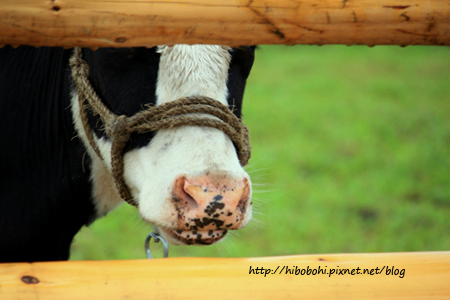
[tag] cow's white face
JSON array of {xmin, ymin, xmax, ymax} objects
[{"xmin": 71, "ymin": 45, "xmax": 253, "ymax": 245}]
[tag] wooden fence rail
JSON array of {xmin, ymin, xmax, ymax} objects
[
  {"xmin": 1, "ymin": 251, "xmax": 449, "ymax": 299},
  {"xmin": 0, "ymin": 0, "xmax": 449, "ymax": 48}
]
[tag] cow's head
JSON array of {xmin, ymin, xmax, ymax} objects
[{"xmin": 70, "ymin": 45, "xmax": 255, "ymax": 245}]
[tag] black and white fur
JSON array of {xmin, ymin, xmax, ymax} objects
[{"xmin": 0, "ymin": 45, "xmax": 255, "ymax": 262}]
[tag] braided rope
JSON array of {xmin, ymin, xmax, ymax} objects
[{"xmin": 69, "ymin": 47, "xmax": 251, "ymax": 207}]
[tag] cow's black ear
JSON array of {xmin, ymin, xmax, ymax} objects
[
  {"xmin": 226, "ymin": 46, "xmax": 257, "ymax": 119},
  {"xmin": 229, "ymin": 46, "xmax": 256, "ymax": 80}
]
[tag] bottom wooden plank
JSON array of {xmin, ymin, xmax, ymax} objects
[{"xmin": 1, "ymin": 251, "xmax": 449, "ymax": 299}]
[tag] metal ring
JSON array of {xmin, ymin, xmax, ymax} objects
[{"xmin": 145, "ymin": 232, "xmax": 169, "ymax": 259}]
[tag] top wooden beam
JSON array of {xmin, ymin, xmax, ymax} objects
[{"xmin": 0, "ymin": 0, "xmax": 449, "ymax": 48}]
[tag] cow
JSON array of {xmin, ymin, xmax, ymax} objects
[{"xmin": 0, "ymin": 45, "xmax": 256, "ymax": 262}]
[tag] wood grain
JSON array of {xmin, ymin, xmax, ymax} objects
[
  {"xmin": 0, "ymin": 0, "xmax": 448, "ymax": 48},
  {"xmin": 1, "ymin": 251, "xmax": 449, "ymax": 299}
]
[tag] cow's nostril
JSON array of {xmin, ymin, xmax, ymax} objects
[
  {"xmin": 181, "ymin": 185, "xmax": 199, "ymax": 211},
  {"xmin": 173, "ymin": 177, "xmax": 199, "ymax": 211}
]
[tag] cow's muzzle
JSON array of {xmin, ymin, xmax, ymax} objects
[{"xmin": 158, "ymin": 173, "xmax": 251, "ymax": 245}]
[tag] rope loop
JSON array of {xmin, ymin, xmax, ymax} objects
[{"xmin": 70, "ymin": 47, "xmax": 251, "ymax": 206}]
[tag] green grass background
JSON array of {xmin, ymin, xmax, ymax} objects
[{"xmin": 71, "ymin": 45, "xmax": 450, "ymax": 260}]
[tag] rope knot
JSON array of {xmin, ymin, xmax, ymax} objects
[
  {"xmin": 69, "ymin": 48, "xmax": 89, "ymax": 78},
  {"xmin": 107, "ymin": 115, "xmax": 130, "ymax": 144}
]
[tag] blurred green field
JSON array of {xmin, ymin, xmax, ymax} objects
[{"xmin": 71, "ymin": 45, "xmax": 450, "ymax": 260}]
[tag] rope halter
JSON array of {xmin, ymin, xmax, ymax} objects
[{"xmin": 69, "ymin": 47, "xmax": 251, "ymax": 207}]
